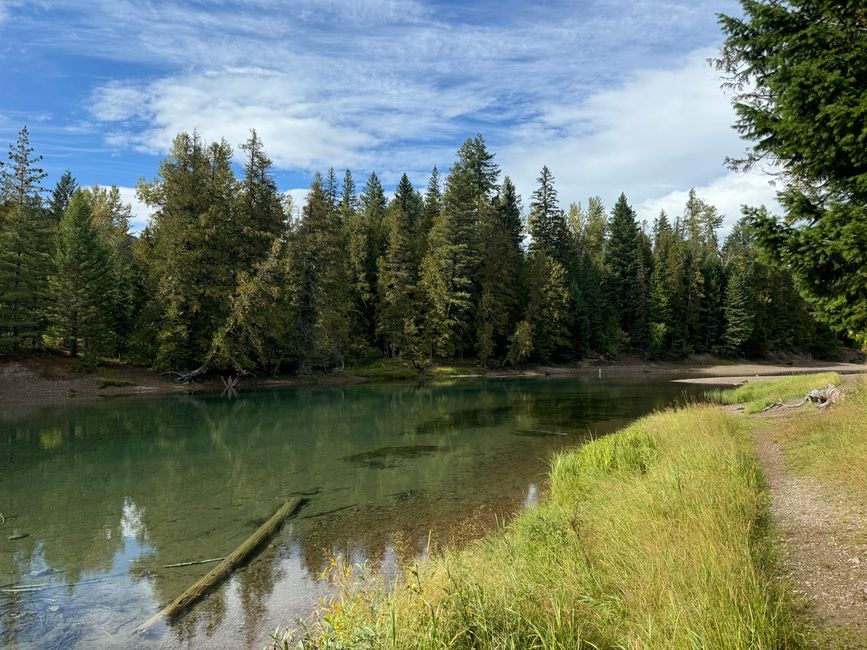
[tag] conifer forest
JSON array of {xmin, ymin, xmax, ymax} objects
[{"xmin": 0, "ymin": 127, "xmax": 836, "ymax": 376}]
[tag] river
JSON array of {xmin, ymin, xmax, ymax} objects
[{"xmin": 0, "ymin": 375, "xmax": 703, "ymax": 649}]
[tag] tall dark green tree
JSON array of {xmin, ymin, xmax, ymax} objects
[
  {"xmin": 48, "ymin": 171, "xmax": 78, "ymax": 225},
  {"xmin": 605, "ymin": 193, "xmax": 650, "ymax": 350},
  {"xmin": 47, "ymin": 192, "xmax": 112, "ymax": 358},
  {"xmin": 136, "ymin": 133, "xmax": 236, "ymax": 370},
  {"xmin": 420, "ymin": 160, "xmax": 479, "ymax": 358},
  {"xmin": 291, "ymin": 174, "xmax": 352, "ymax": 371},
  {"xmin": 528, "ymin": 166, "xmax": 569, "ymax": 264},
  {"xmin": 0, "ymin": 127, "xmax": 50, "ymax": 350},
  {"xmin": 88, "ymin": 185, "xmax": 140, "ymax": 356},
  {"xmin": 238, "ymin": 130, "xmax": 286, "ymax": 268},
  {"xmin": 377, "ymin": 197, "xmax": 421, "ymax": 360},
  {"xmin": 716, "ymin": 0, "xmax": 867, "ymax": 345}
]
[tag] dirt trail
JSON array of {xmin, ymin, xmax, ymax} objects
[{"xmin": 751, "ymin": 416, "xmax": 867, "ymax": 648}]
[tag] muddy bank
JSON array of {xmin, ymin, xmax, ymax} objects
[{"xmin": 0, "ymin": 353, "xmax": 863, "ymax": 406}]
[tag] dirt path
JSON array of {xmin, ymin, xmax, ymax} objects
[{"xmin": 751, "ymin": 417, "xmax": 867, "ymax": 648}]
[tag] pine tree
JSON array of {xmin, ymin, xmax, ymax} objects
[
  {"xmin": 87, "ymin": 185, "xmax": 140, "ymax": 356},
  {"xmin": 377, "ymin": 199, "xmax": 421, "ymax": 360},
  {"xmin": 605, "ymin": 193, "xmax": 650, "ymax": 351},
  {"xmin": 723, "ymin": 268, "xmax": 753, "ymax": 355},
  {"xmin": 456, "ymin": 134, "xmax": 500, "ymax": 203},
  {"xmin": 417, "ymin": 166, "xmax": 441, "ymax": 259},
  {"xmin": 420, "ymin": 160, "xmax": 479, "ymax": 358},
  {"xmin": 0, "ymin": 127, "xmax": 50, "ymax": 350},
  {"xmin": 47, "ymin": 192, "xmax": 112, "ymax": 358},
  {"xmin": 48, "ymin": 171, "xmax": 78, "ymax": 225},
  {"xmin": 528, "ymin": 166, "xmax": 569, "ymax": 263},
  {"xmin": 136, "ymin": 132, "xmax": 236, "ymax": 370},
  {"xmin": 340, "ymin": 169, "xmax": 358, "ymax": 219},
  {"xmin": 291, "ymin": 174, "xmax": 352, "ymax": 371},
  {"xmin": 238, "ymin": 130, "xmax": 286, "ymax": 268},
  {"xmin": 526, "ymin": 251, "xmax": 571, "ymax": 361}
]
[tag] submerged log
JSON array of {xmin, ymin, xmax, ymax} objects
[{"xmin": 135, "ymin": 497, "xmax": 303, "ymax": 635}]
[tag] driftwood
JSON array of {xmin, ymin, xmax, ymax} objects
[
  {"xmin": 135, "ymin": 497, "xmax": 303, "ymax": 635},
  {"xmin": 794, "ymin": 383, "xmax": 842, "ymax": 409}
]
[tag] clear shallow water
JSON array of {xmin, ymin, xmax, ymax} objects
[{"xmin": 0, "ymin": 375, "xmax": 703, "ymax": 649}]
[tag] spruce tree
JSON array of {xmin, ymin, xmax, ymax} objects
[
  {"xmin": 88, "ymin": 185, "xmax": 141, "ymax": 356},
  {"xmin": 722, "ymin": 268, "xmax": 753, "ymax": 355},
  {"xmin": 48, "ymin": 192, "xmax": 112, "ymax": 358},
  {"xmin": 48, "ymin": 171, "xmax": 78, "ymax": 225},
  {"xmin": 528, "ymin": 166, "xmax": 569, "ymax": 264},
  {"xmin": 605, "ymin": 193, "xmax": 650, "ymax": 351},
  {"xmin": 291, "ymin": 174, "xmax": 352, "ymax": 371},
  {"xmin": 377, "ymin": 200, "xmax": 421, "ymax": 360},
  {"xmin": 0, "ymin": 127, "xmax": 50, "ymax": 350},
  {"xmin": 238, "ymin": 130, "xmax": 286, "ymax": 268},
  {"xmin": 417, "ymin": 166, "xmax": 441, "ymax": 259},
  {"xmin": 420, "ymin": 160, "xmax": 479, "ymax": 358}
]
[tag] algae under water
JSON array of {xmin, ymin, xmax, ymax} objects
[{"xmin": 0, "ymin": 375, "xmax": 703, "ymax": 649}]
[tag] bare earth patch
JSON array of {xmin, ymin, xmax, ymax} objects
[{"xmin": 752, "ymin": 414, "xmax": 867, "ymax": 648}]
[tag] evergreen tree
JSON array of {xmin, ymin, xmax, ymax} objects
[
  {"xmin": 476, "ymin": 198, "xmax": 523, "ymax": 365},
  {"xmin": 238, "ymin": 130, "xmax": 286, "ymax": 268},
  {"xmin": 456, "ymin": 134, "xmax": 500, "ymax": 203},
  {"xmin": 722, "ymin": 268, "xmax": 753, "ymax": 355},
  {"xmin": 417, "ymin": 166, "xmax": 441, "ymax": 259},
  {"xmin": 47, "ymin": 192, "xmax": 112, "ymax": 358},
  {"xmin": 291, "ymin": 174, "xmax": 352, "ymax": 371},
  {"xmin": 48, "ymin": 171, "xmax": 78, "ymax": 224},
  {"xmin": 0, "ymin": 127, "xmax": 50, "ymax": 350},
  {"xmin": 605, "ymin": 193, "xmax": 650, "ymax": 351},
  {"xmin": 377, "ymin": 199, "xmax": 421, "ymax": 360},
  {"xmin": 717, "ymin": 0, "xmax": 867, "ymax": 344},
  {"xmin": 528, "ymin": 166, "xmax": 569, "ymax": 263},
  {"xmin": 136, "ymin": 132, "xmax": 236, "ymax": 370},
  {"xmin": 340, "ymin": 169, "xmax": 358, "ymax": 219},
  {"xmin": 87, "ymin": 185, "xmax": 140, "ymax": 356},
  {"xmin": 525, "ymin": 252, "xmax": 571, "ymax": 361},
  {"xmin": 420, "ymin": 160, "xmax": 479, "ymax": 358}
]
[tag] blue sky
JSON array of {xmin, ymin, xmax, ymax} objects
[{"xmin": 0, "ymin": 0, "xmax": 775, "ymax": 230}]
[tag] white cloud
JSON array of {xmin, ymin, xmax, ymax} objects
[
  {"xmin": 105, "ymin": 185, "xmax": 151, "ymax": 233},
  {"xmin": 637, "ymin": 169, "xmax": 780, "ymax": 234},
  {"xmin": 499, "ymin": 48, "xmax": 765, "ymax": 227}
]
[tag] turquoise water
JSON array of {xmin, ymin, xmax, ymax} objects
[{"xmin": 0, "ymin": 375, "xmax": 701, "ymax": 649}]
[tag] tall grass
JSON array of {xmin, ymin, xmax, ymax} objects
[
  {"xmin": 707, "ymin": 372, "xmax": 841, "ymax": 413},
  {"xmin": 776, "ymin": 377, "xmax": 867, "ymax": 497},
  {"xmin": 287, "ymin": 406, "xmax": 804, "ymax": 649}
]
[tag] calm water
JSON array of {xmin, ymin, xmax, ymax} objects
[{"xmin": 0, "ymin": 375, "xmax": 702, "ymax": 649}]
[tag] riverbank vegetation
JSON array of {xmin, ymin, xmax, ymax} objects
[
  {"xmin": 282, "ymin": 404, "xmax": 802, "ymax": 649},
  {"xmin": 0, "ymin": 127, "xmax": 835, "ymax": 376},
  {"xmin": 775, "ymin": 378, "xmax": 867, "ymax": 498},
  {"xmin": 708, "ymin": 372, "xmax": 842, "ymax": 413}
]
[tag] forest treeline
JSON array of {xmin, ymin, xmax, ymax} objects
[{"xmin": 0, "ymin": 127, "xmax": 834, "ymax": 374}]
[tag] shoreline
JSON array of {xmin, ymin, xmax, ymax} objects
[{"xmin": 0, "ymin": 354, "xmax": 863, "ymax": 406}]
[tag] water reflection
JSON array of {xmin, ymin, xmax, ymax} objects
[{"xmin": 0, "ymin": 376, "xmax": 700, "ymax": 648}]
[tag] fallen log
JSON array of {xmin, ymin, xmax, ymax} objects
[{"xmin": 135, "ymin": 497, "xmax": 303, "ymax": 635}]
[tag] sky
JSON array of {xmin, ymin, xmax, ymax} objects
[{"xmin": 0, "ymin": 0, "xmax": 776, "ymax": 232}]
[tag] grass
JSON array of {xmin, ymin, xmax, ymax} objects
[
  {"xmin": 774, "ymin": 377, "xmax": 867, "ymax": 497},
  {"xmin": 283, "ymin": 405, "xmax": 804, "ymax": 649},
  {"xmin": 707, "ymin": 372, "xmax": 841, "ymax": 413},
  {"xmin": 96, "ymin": 376, "xmax": 136, "ymax": 388},
  {"xmin": 350, "ymin": 362, "xmax": 423, "ymax": 381}
]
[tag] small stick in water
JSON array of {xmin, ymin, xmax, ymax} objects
[{"xmin": 162, "ymin": 557, "xmax": 226, "ymax": 569}]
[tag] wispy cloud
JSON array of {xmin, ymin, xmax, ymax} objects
[{"xmin": 4, "ymin": 0, "xmax": 772, "ymax": 225}]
